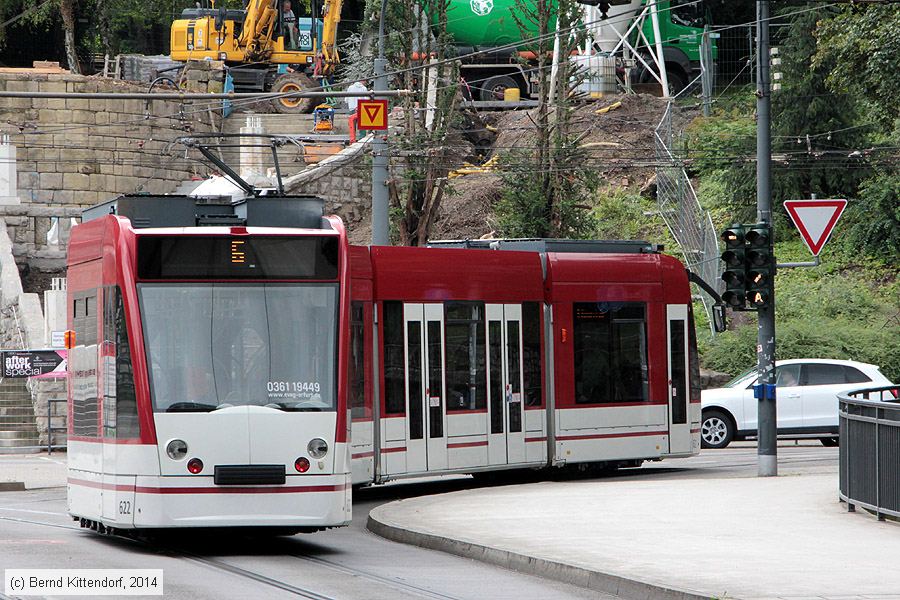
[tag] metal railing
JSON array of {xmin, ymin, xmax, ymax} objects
[
  {"xmin": 839, "ymin": 385, "xmax": 900, "ymax": 521},
  {"xmin": 47, "ymin": 397, "xmax": 67, "ymax": 454}
]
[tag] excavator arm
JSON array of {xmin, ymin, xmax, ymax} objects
[
  {"xmin": 239, "ymin": 0, "xmax": 278, "ymax": 60},
  {"xmin": 318, "ymin": 0, "xmax": 343, "ymax": 75}
]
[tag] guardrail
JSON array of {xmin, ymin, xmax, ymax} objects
[{"xmin": 839, "ymin": 385, "xmax": 900, "ymax": 521}]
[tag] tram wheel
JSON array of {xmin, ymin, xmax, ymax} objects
[{"xmin": 700, "ymin": 410, "xmax": 734, "ymax": 449}]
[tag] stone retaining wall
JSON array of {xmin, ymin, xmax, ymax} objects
[{"xmin": 0, "ymin": 71, "xmax": 219, "ymax": 268}]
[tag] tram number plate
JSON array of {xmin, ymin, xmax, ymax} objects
[{"xmin": 118, "ymin": 500, "xmax": 132, "ymax": 515}]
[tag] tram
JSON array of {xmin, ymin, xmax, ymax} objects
[
  {"xmin": 348, "ymin": 239, "xmax": 701, "ymax": 484},
  {"xmin": 66, "ymin": 195, "xmax": 352, "ymax": 534}
]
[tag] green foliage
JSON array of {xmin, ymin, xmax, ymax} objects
[
  {"xmin": 702, "ymin": 239, "xmax": 900, "ymax": 383},
  {"xmin": 494, "ymin": 147, "xmax": 598, "ymax": 239},
  {"xmin": 771, "ymin": 5, "xmax": 868, "ymax": 203},
  {"xmin": 814, "ymin": 4, "xmax": 900, "ymax": 128},
  {"xmin": 682, "ymin": 113, "xmax": 757, "ymax": 218},
  {"xmin": 592, "ymin": 188, "xmax": 675, "ymax": 249},
  {"xmin": 841, "ymin": 172, "xmax": 900, "ymax": 261}
]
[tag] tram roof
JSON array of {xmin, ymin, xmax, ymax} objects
[
  {"xmin": 82, "ymin": 194, "xmax": 328, "ymax": 230},
  {"xmin": 427, "ymin": 239, "xmax": 662, "ymax": 254}
]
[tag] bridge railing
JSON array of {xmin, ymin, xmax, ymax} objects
[{"xmin": 839, "ymin": 385, "xmax": 900, "ymax": 520}]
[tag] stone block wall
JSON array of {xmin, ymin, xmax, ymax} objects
[
  {"xmin": 181, "ymin": 60, "xmax": 225, "ymax": 94},
  {"xmin": 0, "ymin": 71, "xmax": 220, "ymax": 267}
]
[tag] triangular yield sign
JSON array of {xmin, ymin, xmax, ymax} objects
[
  {"xmin": 783, "ymin": 199, "xmax": 847, "ymax": 256},
  {"xmin": 363, "ymin": 104, "xmax": 381, "ymax": 123}
]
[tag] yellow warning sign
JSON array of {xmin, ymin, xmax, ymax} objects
[{"xmin": 357, "ymin": 99, "xmax": 388, "ymax": 130}]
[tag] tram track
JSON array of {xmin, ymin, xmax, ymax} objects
[
  {"xmin": 285, "ymin": 551, "xmax": 466, "ymax": 600},
  {"xmin": 178, "ymin": 553, "xmax": 338, "ymax": 600},
  {"xmin": 0, "ymin": 513, "xmax": 465, "ymax": 600},
  {"xmin": 0, "ymin": 514, "xmax": 336, "ymax": 599}
]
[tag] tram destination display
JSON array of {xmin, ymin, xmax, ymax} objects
[{"xmin": 137, "ymin": 236, "xmax": 339, "ymax": 279}]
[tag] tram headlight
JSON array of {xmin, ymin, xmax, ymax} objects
[
  {"xmin": 307, "ymin": 438, "xmax": 328, "ymax": 459},
  {"xmin": 166, "ymin": 439, "xmax": 188, "ymax": 460}
]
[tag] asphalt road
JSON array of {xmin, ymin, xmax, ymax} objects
[{"xmin": 0, "ymin": 442, "xmax": 836, "ymax": 600}]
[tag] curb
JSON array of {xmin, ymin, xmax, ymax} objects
[
  {"xmin": 0, "ymin": 482, "xmax": 26, "ymax": 492},
  {"xmin": 367, "ymin": 508, "xmax": 711, "ymax": 600}
]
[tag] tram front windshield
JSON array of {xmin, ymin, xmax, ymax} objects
[{"xmin": 140, "ymin": 284, "xmax": 338, "ymax": 412}]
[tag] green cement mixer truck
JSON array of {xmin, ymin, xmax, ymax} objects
[{"xmin": 431, "ymin": 0, "xmax": 713, "ymax": 101}]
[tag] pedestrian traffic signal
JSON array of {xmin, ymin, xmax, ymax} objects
[
  {"xmin": 745, "ymin": 223, "xmax": 774, "ymax": 309},
  {"xmin": 721, "ymin": 224, "xmax": 748, "ymax": 310}
]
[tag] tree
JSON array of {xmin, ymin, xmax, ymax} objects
[
  {"xmin": 814, "ymin": 4, "xmax": 900, "ymax": 129},
  {"xmin": 60, "ymin": 0, "xmax": 80, "ymax": 73},
  {"xmin": 382, "ymin": 0, "xmax": 460, "ymax": 246},
  {"xmin": 771, "ymin": 4, "xmax": 868, "ymax": 202},
  {"xmin": 813, "ymin": 4, "xmax": 900, "ymax": 258},
  {"xmin": 494, "ymin": 0, "xmax": 596, "ymax": 239}
]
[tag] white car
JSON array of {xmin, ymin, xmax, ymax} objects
[{"xmin": 700, "ymin": 359, "xmax": 894, "ymax": 449}]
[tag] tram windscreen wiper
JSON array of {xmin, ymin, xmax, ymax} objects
[{"xmin": 166, "ymin": 402, "xmax": 217, "ymax": 413}]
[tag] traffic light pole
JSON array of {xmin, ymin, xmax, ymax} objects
[
  {"xmin": 756, "ymin": 0, "xmax": 777, "ymax": 477},
  {"xmin": 371, "ymin": 0, "xmax": 390, "ymax": 246}
]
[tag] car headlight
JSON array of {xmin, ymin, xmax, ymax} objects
[
  {"xmin": 166, "ymin": 439, "xmax": 188, "ymax": 460},
  {"xmin": 307, "ymin": 438, "xmax": 328, "ymax": 459}
]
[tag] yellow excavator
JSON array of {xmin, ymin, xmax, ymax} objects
[{"xmin": 170, "ymin": 0, "xmax": 343, "ymax": 113}]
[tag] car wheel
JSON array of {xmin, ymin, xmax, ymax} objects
[
  {"xmin": 821, "ymin": 437, "xmax": 839, "ymax": 447},
  {"xmin": 701, "ymin": 410, "xmax": 734, "ymax": 449}
]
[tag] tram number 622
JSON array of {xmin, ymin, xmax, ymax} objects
[{"xmin": 118, "ymin": 500, "xmax": 132, "ymax": 515}]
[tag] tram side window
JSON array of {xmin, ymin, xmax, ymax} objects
[
  {"xmin": 383, "ymin": 301, "xmax": 405, "ymax": 415},
  {"xmin": 573, "ymin": 303, "xmax": 648, "ymax": 404},
  {"xmin": 72, "ymin": 290, "xmax": 99, "ymax": 437},
  {"xmin": 522, "ymin": 302, "xmax": 543, "ymax": 407},
  {"xmin": 102, "ymin": 286, "xmax": 139, "ymax": 439},
  {"xmin": 444, "ymin": 301, "xmax": 486, "ymax": 411},
  {"xmin": 349, "ymin": 302, "xmax": 366, "ymax": 419}
]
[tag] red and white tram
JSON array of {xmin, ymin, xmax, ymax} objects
[
  {"xmin": 66, "ymin": 195, "xmax": 352, "ymax": 534},
  {"xmin": 347, "ymin": 239, "xmax": 701, "ymax": 484}
]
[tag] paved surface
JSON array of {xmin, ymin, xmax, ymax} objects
[
  {"xmin": 0, "ymin": 455, "xmax": 611, "ymax": 600},
  {"xmin": 0, "ymin": 453, "xmax": 66, "ymax": 490},
  {"xmin": 369, "ymin": 444, "xmax": 900, "ymax": 600},
  {"xmin": 4, "ymin": 446, "xmax": 894, "ymax": 600}
]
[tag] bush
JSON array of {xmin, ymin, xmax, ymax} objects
[{"xmin": 842, "ymin": 173, "xmax": 900, "ymax": 261}]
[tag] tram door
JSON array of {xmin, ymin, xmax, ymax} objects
[
  {"xmin": 404, "ymin": 303, "xmax": 448, "ymax": 473},
  {"xmin": 487, "ymin": 304, "xmax": 526, "ymax": 465},
  {"xmin": 667, "ymin": 305, "xmax": 691, "ymax": 454}
]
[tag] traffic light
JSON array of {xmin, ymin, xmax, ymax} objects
[
  {"xmin": 745, "ymin": 222, "xmax": 774, "ymax": 309},
  {"xmin": 720, "ymin": 224, "xmax": 748, "ymax": 310}
]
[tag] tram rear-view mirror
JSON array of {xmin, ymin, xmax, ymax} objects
[{"xmin": 713, "ymin": 304, "xmax": 727, "ymax": 333}]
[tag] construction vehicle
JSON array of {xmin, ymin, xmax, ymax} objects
[
  {"xmin": 433, "ymin": 0, "xmax": 713, "ymax": 101},
  {"xmin": 170, "ymin": 0, "xmax": 343, "ymax": 113}
]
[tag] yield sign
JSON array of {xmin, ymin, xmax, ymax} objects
[
  {"xmin": 357, "ymin": 99, "xmax": 388, "ymax": 130},
  {"xmin": 783, "ymin": 199, "xmax": 848, "ymax": 256}
]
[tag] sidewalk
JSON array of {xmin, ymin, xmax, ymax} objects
[
  {"xmin": 0, "ymin": 453, "xmax": 66, "ymax": 490},
  {"xmin": 368, "ymin": 464, "xmax": 900, "ymax": 600}
]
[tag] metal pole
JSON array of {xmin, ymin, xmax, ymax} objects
[
  {"xmin": 756, "ymin": 0, "xmax": 777, "ymax": 477},
  {"xmin": 701, "ymin": 25, "xmax": 712, "ymax": 117},
  {"xmin": 650, "ymin": 0, "xmax": 670, "ymax": 98},
  {"xmin": 371, "ymin": 0, "xmax": 391, "ymax": 246}
]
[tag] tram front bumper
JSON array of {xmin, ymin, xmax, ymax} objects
[{"xmin": 130, "ymin": 474, "xmax": 352, "ymax": 528}]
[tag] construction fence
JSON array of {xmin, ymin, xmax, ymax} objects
[{"xmin": 654, "ymin": 102, "xmax": 721, "ymax": 332}]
